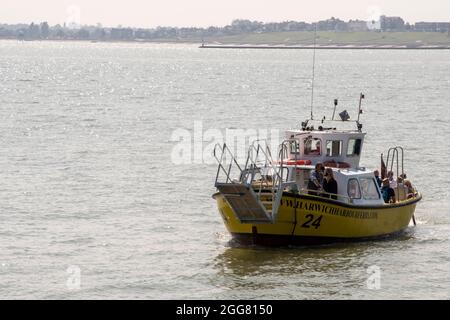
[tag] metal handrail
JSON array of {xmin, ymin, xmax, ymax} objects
[
  {"xmin": 213, "ymin": 139, "xmax": 298, "ymax": 221},
  {"xmin": 213, "ymin": 143, "xmax": 244, "ymax": 185},
  {"xmin": 386, "ymin": 146, "xmax": 405, "ymax": 203},
  {"xmin": 244, "ymin": 141, "xmax": 287, "ymax": 207},
  {"xmin": 245, "ymin": 140, "xmax": 275, "ymax": 171},
  {"xmin": 298, "ymin": 188, "xmax": 353, "ymax": 203}
]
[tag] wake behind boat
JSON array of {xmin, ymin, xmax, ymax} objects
[{"xmin": 212, "ymin": 95, "xmax": 421, "ymax": 246}]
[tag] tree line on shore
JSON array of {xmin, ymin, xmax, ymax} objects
[{"xmin": 1, "ymin": 17, "xmax": 449, "ymax": 41}]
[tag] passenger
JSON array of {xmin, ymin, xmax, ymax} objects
[
  {"xmin": 322, "ymin": 168, "xmax": 338, "ymax": 200},
  {"xmin": 404, "ymin": 180, "xmax": 415, "ymax": 198},
  {"xmin": 307, "ymin": 140, "xmax": 321, "ymax": 155},
  {"xmin": 381, "ymin": 178, "xmax": 396, "ymax": 203},
  {"xmin": 304, "ymin": 142, "xmax": 312, "ymax": 154},
  {"xmin": 307, "ymin": 163, "xmax": 324, "ymax": 196},
  {"xmin": 395, "ymin": 176, "xmax": 409, "ymax": 200},
  {"xmin": 398, "ymin": 174, "xmax": 409, "ymax": 194},
  {"xmin": 314, "ymin": 140, "xmax": 321, "ymax": 155},
  {"xmin": 387, "ymin": 171, "xmax": 397, "ymax": 189},
  {"xmin": 348, "ymin": 181, "xmax": 359, "ymax": 199},
  {"xmin": 374, "ymin": 170, "xmax": 382, "ymax": 188},
  {"xmin": 320, "ymin": 163, "xmax": 325, "ymax": 175}
]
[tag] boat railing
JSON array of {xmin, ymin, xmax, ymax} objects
[
  {"xmin": 385, "ymin": 146, "xmax": 406, "ymax": 203},
  {"xmin": 386, "ymin": 146, "xmax": 404, "ymax": 178},
  {"xmin": 298, "ymin": 188, "xmax": 354, "ymax": 204},
  {"xmin": 244, "ymin": 140, "xmax": 275, "ymax": 174},
  {"xmin": 243, "ymin": 140, "xmax": 294, "ymax": 218},
  {"xmin": 278, "ymin": 140, "xmax": 290, "ymax": 162},
  {"xmin": 213, "ymin": 143, "xmax": 244, "ymax": 185},
  {"xmin": 298, "ymin": 188, "xmax": 415, "ymax": 205},
  {"xmin": 213, "ymin": 140, "xmax": 295, "ymax": 221},
  {"xmin": 213, "ymin": 140, "xmax": 290, "ymax": 191}
]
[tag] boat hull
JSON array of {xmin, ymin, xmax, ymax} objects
[{"xmin": 213, "ymin": 192, "xmax": 421, "ymax": 246}]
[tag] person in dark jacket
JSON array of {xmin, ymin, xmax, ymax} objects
[
  {"xmin": 307, "ymin": 163, "xmax": 324, "ymax": 196},
  {"xmin": 374, "ymin": 170, "xmax": 382, "ymax": 188},
  {"xmin": 381, "ymin": 178, "xmax": 396, "ymax": 203},
  {"xmin": 322, "ymin": 168, "xmax": 338, "ymax": 200}
]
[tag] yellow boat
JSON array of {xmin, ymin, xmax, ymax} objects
[{"xmin": 212, "ymin": 95, "xmax": 421, "ymax": 246}]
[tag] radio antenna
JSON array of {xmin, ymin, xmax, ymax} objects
[{"xmin": 310, "ymin": 25, "xmax": 317, "ymax": 120}]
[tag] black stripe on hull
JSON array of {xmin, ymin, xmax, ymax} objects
[
  {"xmin": 231, "ymin": 229, "xmax": 411, "ymax": 247},
  {"xmin": 212, "ymin": 191, "xmax": 422, "ymax": 210}
]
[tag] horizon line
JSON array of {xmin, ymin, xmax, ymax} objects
[{"xmin": 2, "ymin": 16, "xmax": 450, "ymax": 30}]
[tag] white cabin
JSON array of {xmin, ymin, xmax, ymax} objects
[
  {"xmin": 279, "ymin": 127, "xmax": 385, "ymax": 205},
  {"xmin": 284, "ymin": 129, "xmax": 366, "ymax": 169},
  {"xmin": 286, "ymin": 165, "xmax": 384, "ymax": 206}
]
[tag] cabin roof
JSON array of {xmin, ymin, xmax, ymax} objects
[
  {"xmin": 336, "ymin": 168, "xmax": 373, "ymax": 176},
  {"xmin": 286, "ymin": 129, "xmax": 366, "ymax": 136},
  {"xmin": 289, "ymin": 165, "xmax": 372, "ymax": 176}
]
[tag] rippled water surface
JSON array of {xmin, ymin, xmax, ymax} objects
[{"xmin": 0, "ymin": 41, "xmax": 449, "ymax": 299}]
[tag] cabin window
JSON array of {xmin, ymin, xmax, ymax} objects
[
  {"xmin": 290, "ymin": 140, "xmax": 300, "ymax": 154},
  {"xmin": 304, "ymin": 138, "xmax": 321, "ymax": 156},
  {"xmin": 360, "ymin": 178, "xmax": 381, "ymax": 200},
  {"xmin": 347, "ymin": 179, "xmax": 361, "ymax": 199},
  {"xmin": 326, "ymin": 140, "xmax": 342, "ymax": 157},
  {"xmin": 347, "ymin": 138, "xmax": 362, "ymax": 156}
]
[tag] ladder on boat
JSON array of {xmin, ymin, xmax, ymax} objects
[
  {"xmin": 385, "ymin": 146, "xmax": 405, "ymax": 203},
  {"xmin": 213, "ymin": 141, "xmax": 294, "ymax": 224},
  {"xmin": 384, "ymin": 146, "xmax": 417, "ymax": 225}
]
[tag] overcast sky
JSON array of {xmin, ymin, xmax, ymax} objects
[{"xmin": 1, "ymin": 0, "xmax": 449, "ymax": 27}]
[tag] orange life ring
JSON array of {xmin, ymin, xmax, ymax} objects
[
  {"xmin": 338, "ymin": 162, "xmax": 351, "ymax": 168},
  {"xmin": 283, "ymin": 159, "xmax": 312, "ymax": 166},
  {"xmin": 324, "ymin": 161, "xmax": 350, "ymax": 168}
]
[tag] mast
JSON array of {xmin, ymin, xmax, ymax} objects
[
  {"xmin": 357, "ymin": 93, "xmax": 365, "ymax": 123},
  {"xmin": 310, "ymin": 25, "xmax": 317, "ymax": 120},
  {"xmin": 357, "ymin": 93, "xmax": 365, "ymax": 131}
]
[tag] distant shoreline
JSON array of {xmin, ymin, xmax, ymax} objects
[
  {"xmin": 199, "ymin": 44, "xmax": 450, "ymax": 50},
  {"xmin": 1, "ymin": 37, "xmax": 450, "ymax": 50}
]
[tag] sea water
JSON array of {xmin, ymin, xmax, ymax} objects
[{"xmin": 0, "ymin": 41, "xmax": 449, "ymax": 299}]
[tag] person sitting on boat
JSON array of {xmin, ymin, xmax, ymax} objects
[
  {"xmin": 312, "ymin": 140, "xmax": 321, "ymax": 155},
  {"xmin": 381, "ymin": 178, "xmax": 396, "ymax": 203},
  {"xmin": 398, "ymin": 174, "xmax": 409, "ymax": 185},
  {"xmin": 322, "ymin": 168, "xmax": 338, "ymax": 200},
  {"xmin": 387, "ymin": 170, "xmax": 397, "ymax": 189},
  {"xmin": 374, "ymin": 170, "xmax": 382, "ymax": 188},
  {"xmin": 307, "ymin": 163, "xmax": 324, "ymax": 196},
  {"xmin": 305, "ymin": 139, "xmax": 321, "ymax": 155},
  {"xmin": 395, "ymin": 176, "xmax": 409, "ymax": 200},
  {"xmin": 404, "ymin": 180, "xmax": 416, "ymax": 199}
]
